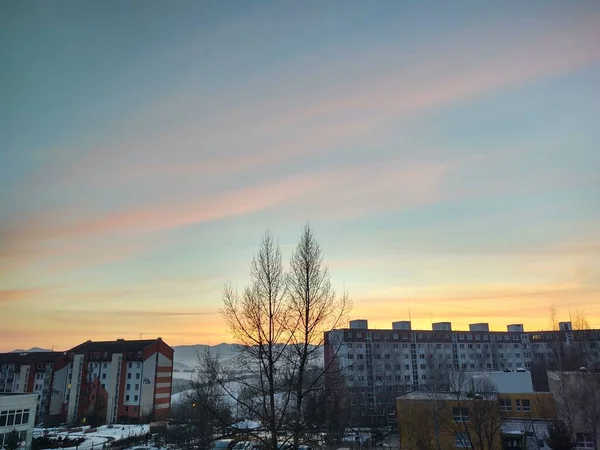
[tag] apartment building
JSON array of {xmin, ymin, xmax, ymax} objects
[
  {"xmin": 48, "ymin": 338, "xmax": 174, "ymax": 425},
  {"xmin": 1, "ymin": 338, "xmax": 174, "ymax": 426},
  {"xmin": 0, "ymin": 393, "xmax": 38, "ymax": 450},
  {"xmin": 0, "ymin": 352, "xmax": 63, "ymax": 423},
  {"xmin": 324, "ymin": 319, "xmax": 600, "ymax": 427},
  {"xmin": 396, "ymin": 371, "xmax": 556, "ymax": 450}
]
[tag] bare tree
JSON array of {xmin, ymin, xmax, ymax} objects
[
  {"xmin": 184, "ymin": 350, "xmax": 235, "ymax": 450},
  {"xmin": 444, "ymin": 374, "xmax": 501, "ymax": 450},
  {"xmin": 573, "ymin": 370, "xmax": 600, "ymax": 450},
  {"xmin": 287, "ymin": 224, "xmax": 351, "ymax": 449},
  {"xmin": 221, "ymin": 231, "xmax": 295, "ymax": 450}
]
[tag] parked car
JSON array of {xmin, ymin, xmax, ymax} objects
[
  {"xmin": 212, "ymin": 439, "xmax": 237, "ymax": 450},
  {"xmin": 233, "ymin": 441, "xmax": 263, "ymax": 450}
]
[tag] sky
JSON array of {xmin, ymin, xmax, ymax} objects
[{"xmin": 1, "ymin": 0, "xmax": 599, "ymax": 352}]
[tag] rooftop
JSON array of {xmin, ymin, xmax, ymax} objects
[
  {"xmin": 398, "ymin": 391, "xmax": 497, "ymax": 401},
  {"xmin": 0, "ymin": 351, "xmax": 64, "ymax": 365},
  {"xmin": 68, "ymin": 338, "xmax": 170, "ymax": 355}
]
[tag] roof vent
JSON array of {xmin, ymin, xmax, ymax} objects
[{"xmin": 117, "ymin": 338, "xmax": 125, "ymax": 342}]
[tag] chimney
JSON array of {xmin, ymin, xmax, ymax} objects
[
  {"xmin": 392, "ymin": 321, "xmax": 412, "ymax": 331},
  {"xmin": 469, "ymin": 323, "xmax": 489, "ymax": 332},
  {"xmin": 432, "ymin": 322, "xmax": 452, "ymax": 331},
  {"xmin": 349, "ymin": 319, "xmax": 368, "ymax": 329}
]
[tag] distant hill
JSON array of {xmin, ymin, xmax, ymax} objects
[
  {"xmin": 11, "ymin": 347, "xmax": 53, "ymax": 353},
  {"xmin": 172, "ymin": 343, "xmax": 237, "ymax": 370}
]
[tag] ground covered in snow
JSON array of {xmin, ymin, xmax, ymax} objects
[{"xmin": 34, "ymin": 424, "xmax": 150, "ymax": 450}]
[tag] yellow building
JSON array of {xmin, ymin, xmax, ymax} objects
[{"xmin": 397, "ymin": 391, "xmax": 556, "ymax": 450}]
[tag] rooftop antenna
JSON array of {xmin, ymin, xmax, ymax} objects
[
  {"xmin": 139, "ymin": 333, "xmax": 143, "ymax": 339},
  {"xmin": 408, "ymin": 298, "xmax": 412, "ymax": 323}
]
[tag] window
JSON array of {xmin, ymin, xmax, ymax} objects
[
  {"xmin": 516, "ymin": 399, "xmax": 521, "ymax": 411},
  {"xmin": 522, "ymin": 399, "xmax": 531, "ymax": 412},
  {"xmin": 575, "ymin": 433, "xmax": 594, "ymax": 449},
  {"xmin": 102, "ymin": 373, "xmax": 106, "ymax": 379},
  {"xmin": 128, "ymin": 362, "xmax": 132, "ymax": 368},
  {"xmin": 453, "ymin": 407, "xmax": 469, "ymax": 422},
  {"xmin": 499, "ymin": 398, "xmax": 512, "ymax": 411},
  {"xmin": 126, "ymin": 395, "xmax": 130, "ymax": 401},
  {"xmin": 126, "ymin": 384, "xmax": 131, "ymax": 390},
  {"xmin": 455, "ymin": 432, "xmax": 471, "ymax": 448},
  {"xmin": 124, "ymin": 406, "xmax": 129, "ymax": 412},
  {"xmin": 127, "ymin": 373, "xmax": 132, "ymax": 379},
  {"xmin": 133, "ymin": 407, "xmax": 137, "ymax": 413}
]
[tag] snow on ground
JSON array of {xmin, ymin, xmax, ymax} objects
[
  {"xmin": 34, "ymin": 424, "xmax": 150, "ymax": 450},
  {"xmin": 171, "ymin": 388, "xmax": 195, "ymax": 404}
]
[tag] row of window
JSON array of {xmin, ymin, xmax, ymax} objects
[
  {"xmin": 348, "ymin": 351, "xmax": 531, "ymax": 360},
  {"xmin": 346, "ymin": 331, "xmax": 528, "ymax": 341},
  {"xmin": 498, "ymin": 398, "xmax": 531, "ymax": 412},
  {"xmin": 0, "ymin": 409, "xmax": 31, "ymax": 427}
]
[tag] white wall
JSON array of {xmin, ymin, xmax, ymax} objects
[
  {"xmin": 66, "ymin": 355, "xmax": 84, "ymax": 423},
  {"xmin": 469, "ymin": 371, "xmax": 534, "ymax": 393},
  {"xmin": 140, "ymin": 353, "xmax": 156, "ymax": 418},
  {"xmin": 104, "ymin": 353, "xmax": 122, "ymax": 424},
  {"xmin": 48, "ymin": 365, "xmax": 68, "ymax": 416},
  {"xmin": 123, "ymin": 361, "xmax": 143, "ymax": 406},
  {"xmin": 15, "ymin": 366, "xmax": 29, "ymax": 393},
  {"xmin": 0, "ymin": 394, "xmax": 38, "ymax": 449}
]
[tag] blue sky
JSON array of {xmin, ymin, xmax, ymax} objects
[{"xmin": 1, "ymin": 0, "xmax": 599, "ymax": 350}]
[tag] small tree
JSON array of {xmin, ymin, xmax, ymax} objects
[
  {"xmin": 187, "ymin": 350, "xmax": 234, "ymax": 450},
  {"xmin": 4, "ymin": 430, "xmax": 21, "ymax": 450},
  {"xmin": 545, "ymin": 421, "xmax": 575, "ymax": 450}
]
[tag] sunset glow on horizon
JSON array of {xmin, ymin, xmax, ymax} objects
[{"xmin": 1, "ymin": 0, "xmax": 599, "ymax": 352}]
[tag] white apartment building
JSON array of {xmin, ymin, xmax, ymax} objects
[
  {"xmin": 324, "ymin": 319, "xmax": 600, "ymax": 427},
  {"xmin": 0, "ymin": 394, "xmax": 37, "ymax": 450}
]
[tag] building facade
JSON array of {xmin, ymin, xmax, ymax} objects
[
  {"xmin": 396, "ymin": 371, "xmax": 556, "ymax": 450},
  {"xmin": 0, "ymin": 352, "xmax": 63, "ymax": 423},
  {"xmin": 0, "ymin": 393, "xmax": 37, "ymax": 450},
  {"xmin": 0, "ymin": 338, "xmax": 174, "ymax": 426},
  {"xmin": 324, "ymin": 319, "xmax": 600, "ymax": 427}
]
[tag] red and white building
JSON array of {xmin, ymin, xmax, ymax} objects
[
  {"xmin": 1, "ymin": 338, "xmax": 174, "ymax": 426},
  {"xmin": 0, "ymin": 352, "xmax": 61, "ymax": 423}
]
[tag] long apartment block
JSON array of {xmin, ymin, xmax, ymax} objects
[
  {"xmin": 324, "ymin": 319, "xmax": 600, "ymax": 427},
  {"xmin": 0, "ymin": 338, "xmax": 174, "ymax": 426}
]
